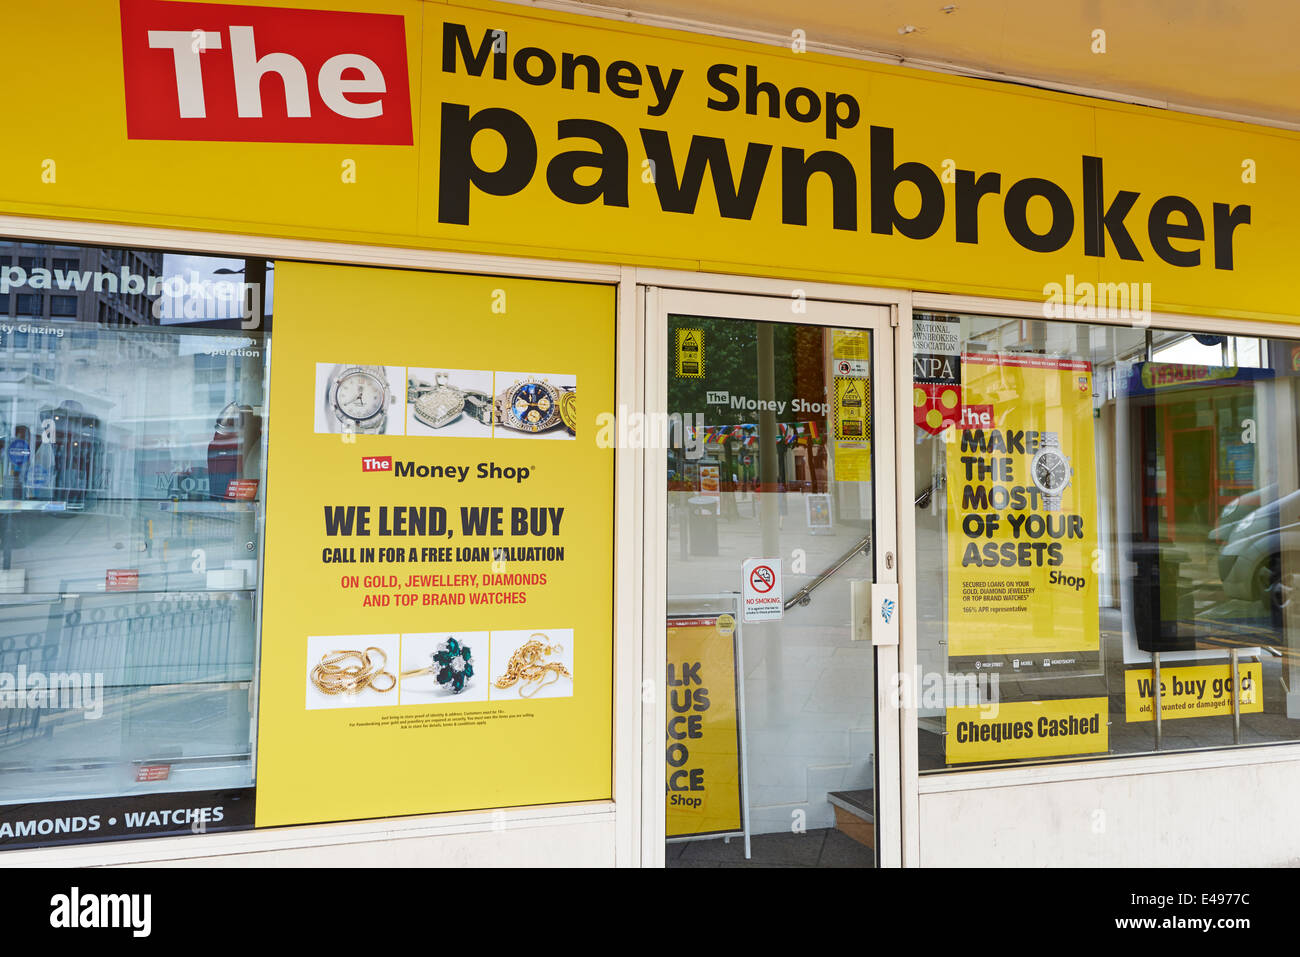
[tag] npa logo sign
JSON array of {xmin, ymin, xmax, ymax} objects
[{"xmin": 119, "ymin": 0, "xmax": 413, "ymax": 144}]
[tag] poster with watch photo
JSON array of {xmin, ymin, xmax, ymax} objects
[
  {"xmin": 314, "ymin": 364, "xmax": 406, "ymax": 436},
  {"xmin": 406, "ymin": 368, "xmax": 493, "ymax": 437},
  {"xmin": 493, "ymin": 371, "xmax": 577, "ymax": 441},
  {"xmin": 262, "ymin": 263, "xmax": 613, "ymax": 829}
]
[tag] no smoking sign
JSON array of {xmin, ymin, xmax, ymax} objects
[{"xmin": 742, "ymin": 558, "xmax": 784, "ymax": 622}]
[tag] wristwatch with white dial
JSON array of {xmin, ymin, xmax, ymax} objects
[
  {"xmin": 408, "ymin": 374, "xmax": 492, "ymax": 430},
  {"xmin": 1030, "ymin": 431, "xmax": 1072, "ymax": 511},
  {"xmin": 325, "ymin": 365, "xmax": 394, "ymax": 434},
  {"xmin": 494, "ymin": 379, "xmax": 576, "ymax": 435}
]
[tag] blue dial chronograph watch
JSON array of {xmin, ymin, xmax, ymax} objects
[{"xmin": 494, "ymin": 379, "xmax": 575, "ymax": 435}]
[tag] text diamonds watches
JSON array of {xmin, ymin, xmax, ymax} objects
[
  {"xmin": 408, "ymin": 375, "xmax": 492, "ymax": 429},
  {"xmin": 494, "ymin": 379, "xmax": 577, "ymax": 435},
  {"xmin": 494, "ymin": 635, "xmax": 572, "ymax": 698},
  {"xmin": 400, "ymin": 637, "xmax": 475, "ymax": 693},
  {"xmin": 326, "ymin": 364, "xmax": 394, "ymax": 434},
  {"xmin": 310, "ymin": 647, "xmax": 396, "ymax": 695}
]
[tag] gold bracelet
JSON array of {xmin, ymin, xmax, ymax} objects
[
  {"xmin": 493, "ymin": 634, "xmax": 572, "ymax": 698},
  {"xmin": 310, "ymin": 646, "xmax": 396, "ymax": 695}
]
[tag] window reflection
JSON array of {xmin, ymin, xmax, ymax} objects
[
  {"xmin": 917, "ymin": 315, "xmax": 1300, "ymax": 770},
  {"xmin": 0, "ymin": 238, "xmax": 270, "ymax": 807}
]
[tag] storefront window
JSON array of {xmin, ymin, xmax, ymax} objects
[
  {"xmin": 0, "ymin": 238, "xmax": 271, "ymax": 847},
  {"xmin": 915, "ymin": 312, "xmax": 1300, "ymax": 770}
]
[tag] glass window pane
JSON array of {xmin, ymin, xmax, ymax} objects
[
  {"xmin": 916, "ymin": 313, "xmax": 1300, "ymax": 771},
  {"xmin": 0, "ymin": 238, "xmax": 270, "ymax": 826}
]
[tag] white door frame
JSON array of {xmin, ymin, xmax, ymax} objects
[{"xmin": 639, "ymin": 281, "xmax": 910, "ymax": 867}]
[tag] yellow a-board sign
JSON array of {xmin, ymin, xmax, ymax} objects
[
  {"xmin": 946, "ymin": 698, "xmax": 1109, "ymax": 764},
  {"xmin": 946, "ymin": 353, "xmax": 1099, "ymax": 663},
  {"xmin": 3, "ymin": 1, "xmax": 1299, "ymax": 324},
  {"xmin": 666, "ymin": 615, "xmax": 744, "ymax": 838},
  {"xmin": 255, "ymin": 262, "xmax": 615, "ymax": 827},
  {"xmin": 1125, "ymin": 662, "xmax": 1263, "ymax": 723}
]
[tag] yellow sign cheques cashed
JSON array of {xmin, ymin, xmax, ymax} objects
[
  {"xmin": 255, "ymin": 262, "xmax": 615, "ymax": 827},
  {"xmin": 946, "ymin": 698, "xmax": 1109, "ymax": 765}
]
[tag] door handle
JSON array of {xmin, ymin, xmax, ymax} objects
[{"xmin": 850, "ymin": 579, "xmax": 871, "ymax": 642}]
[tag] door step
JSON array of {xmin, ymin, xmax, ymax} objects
[{"xmin": 827, "ymin": 789, "xmax": 874, "ymax": 849}]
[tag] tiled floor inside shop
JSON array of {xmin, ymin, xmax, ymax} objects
[{"xmin": 666, "ymin": 828, "xmax": 875, "ymax": 868}]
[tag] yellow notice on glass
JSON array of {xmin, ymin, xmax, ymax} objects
[
  {"xmin": 675, "ymin": 328, "xmax": 704, "ymax": 378},
  {"xmin": 666, "ymin": 616, "xmax": 743, "ymax": 839},
  {"xmin": 831, "ymin": 329, "xmax": 871, "ymax": 482},
  {"xmin": 1124, "ymin": 662, "xmax": 1263, "ymax": 722},
  {"xmin": 946, "ymin": 697, "xmax": 1108, "ymax": 764}
]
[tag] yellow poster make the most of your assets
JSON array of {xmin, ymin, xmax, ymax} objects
[
  {"xmin": 946, "ymin": 353, "xmax": 1100, "ymax": 659},
  {"xmin": 255, "ymin": 262, "xmax": 615, "ymax": 828}
]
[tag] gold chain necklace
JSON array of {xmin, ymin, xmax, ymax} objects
[
  {"xmin": 310, "ymin": 647, "xmax": 396, "ymax": 695},
  {"xmin": 493, "ymin": 635, "xmax": 571, "ymax": 698}
]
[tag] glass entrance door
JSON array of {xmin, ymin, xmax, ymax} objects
[{"xmin": 650, "ymin": 289, "xmax": 899, "ymax": 868}]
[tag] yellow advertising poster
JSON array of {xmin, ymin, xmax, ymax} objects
[
  {"xmin": 946, "ymin": 698, "xmax": 1109, "ymax": 764},
  {"xmin": 666, "ymin": 615, "xmax": 743, "ymax": 839},
  {"xmin": 675, "ymin": 328, "xmax": 704, "ymax": 379},
  {"xmin": 1125, "ymin": 662, "xmax": 1263, "ymax": 722},
  {"xmin": 254, "ymin": 261, "xmax": 615, "ymax": 827},
  {"xmin": 946, "ymin": 353, "xmax": 1099, "ymax": 671},
  {"xmin": 831, "ymin": 329, "xmax": 871, "ymax": 482}
]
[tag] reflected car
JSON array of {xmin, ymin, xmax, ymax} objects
[
  {"xmin": 1209, "ymin": 484, "xmax": 1277, "ymax": 546},
  {"xmin": 1217, "ymin": 488, "xmax": 1300, "ymax": 623}
]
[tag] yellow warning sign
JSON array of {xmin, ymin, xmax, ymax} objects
[
  {"xmin": 675, "ymin": 328, "xmax": 704, "ymax": 378},
  {"xmin": 831, "ymin": 329, "xmax": 871, "ymax": 482},
  {"xmin": 832, "ymin": 375, "xmax": 871, "ymax": 482},
  {"xmin": 834, "ymin": 377, "xmax": 869, "ymax": 441}
]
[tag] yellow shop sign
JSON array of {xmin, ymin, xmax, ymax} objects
[
  {"xmin": 2, "ymin": 1, "xmax": 1298, "ymax": 321},
  {"xmin": 946, "ymin": 697, "xmax": 1108, "ymax": 764},
  {"xmin": 1125, "ymin": 662, "xmax": 1263, "ymax": 723}
]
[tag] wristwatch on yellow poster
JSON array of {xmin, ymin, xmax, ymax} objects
[
  {"xmin": 495, "ymin": 379, "xmax": 576, "ymax": 435},
  {"xmin": 408, "ymin": 374, "xmax": 493, "ymax": 429},
  {"xmin": 1031, "ymin": 431, "xmax": 1072, "ymax": 511},
  {"xmin": 326, "ymin": 364, "xmax": 394, "ymax": 434}
]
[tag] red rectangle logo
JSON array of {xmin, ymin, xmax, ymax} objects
[
  {"xmin": 223, "ymin": 478, "xmax": 260, "ymax": 500},
  {"xmin": 106, "ymin": 569, "xmax": 140, "ymax": 592},
  {"xmin": 135, "ymin": 764, "xmax": 172, "ymax": 782},
  {"xmin": 120, "ymin": 0, "xmax": 413, "ymax": 144},
  {"xmin": 361, "ymin": 456, "xmax": 392, "ymax": 472}
]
